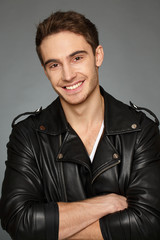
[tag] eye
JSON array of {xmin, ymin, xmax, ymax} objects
[
  {"xmin": 50, "ymin": 63, "xmax": 59, "ymax": 68},
  {"xmin": 74, "ymin": 56, "xmax": 83, "ymax": 62}
]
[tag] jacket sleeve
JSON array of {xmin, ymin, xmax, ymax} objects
[
  {"xmin": 0, "ymin": 122, "xmax": 59, "ymax": 240},
  {"xmin": 100, "ymin": 117, "xmax": 160, "ymax": 240}
]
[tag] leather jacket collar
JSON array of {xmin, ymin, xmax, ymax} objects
[{"xmin": 36, "ymin": 86, "xmax": 141, "ymax": 135}]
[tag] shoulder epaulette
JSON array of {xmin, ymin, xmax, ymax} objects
[
  {"xmin": 130, "ymin": 101, "xmax": 159, "ymax": 126},
  {"xmin": 11, "ymin": 107, "xmax": 42, "ymax": 128}
]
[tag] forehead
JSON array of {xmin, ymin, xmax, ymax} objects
[{"xmin": 40, "ymin": 31, "xmax": 92, "ymax": 60}]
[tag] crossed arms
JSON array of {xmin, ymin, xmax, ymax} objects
[
  {"xmin": 1, "ymin": 117, "xmax": 160, "ymax": 240},
  {"xmin": 58, "ymin": 194, "xmax": 127, "ymax": 239}
]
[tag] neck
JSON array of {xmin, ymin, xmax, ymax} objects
[{"xmin": 60, "ymin": 86, "xmax": 104, "ymax": 131}]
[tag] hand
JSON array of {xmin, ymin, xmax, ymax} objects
[{"xmin": 103, "ymin": 193, "xmax": 128, "ymax": 214}]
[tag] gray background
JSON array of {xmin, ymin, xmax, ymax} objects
[{"xmin": 0, "ymin": 0, "xmax": 160, "ymax": 239}]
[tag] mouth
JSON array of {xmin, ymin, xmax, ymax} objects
[{"xmin": 63, "ymin": 81, "xmax": 84, "ymax": 90}]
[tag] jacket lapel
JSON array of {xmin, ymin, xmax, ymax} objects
[
  {"xmin": 91, "ymin": 133, "xmax": 121, "ymax": 184},
  {"xmin": 56, "ymin": 128, "xmax": 91, "ymax": 173}
]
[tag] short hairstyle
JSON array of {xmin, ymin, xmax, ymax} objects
[{"xmin": 35, "ymin": 11, "xmax": 99, "ymax": 65}]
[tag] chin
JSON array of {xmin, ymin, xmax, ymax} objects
[{"xmin": 61, "ymin": 94, "xmax": 88, "ymax": 106}]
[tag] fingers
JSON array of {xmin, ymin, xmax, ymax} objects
[{"xmin": 106, "ymin": 194, "xmax": 128, "ymax": 213}]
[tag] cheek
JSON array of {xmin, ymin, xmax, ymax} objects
[
  {"xmin": 78, "ymin": 60, "xmax": 96, "ymax": 76},
  {"xmin": 47, "ymin": 71, "xmax": 61, "ymax": 85},
  {"xmin": 87, "ymin": 62, "xmax": 98, "ymax": 77}
]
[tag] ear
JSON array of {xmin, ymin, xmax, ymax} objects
[{"xmin": 95, "ymin": 45, "xmax": 104, "ymax": 67}]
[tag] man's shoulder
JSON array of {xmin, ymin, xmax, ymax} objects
[
  {"xmin": 11, "ymin": 97, "xmax": 68, "ymax": 135},
  {"xmin": 11, "ymin": 97, "xmax": 60, "ymax": 129},
  {"xmin": 101, "ymin": 87, "xmax": 159, "ymax": 134}
]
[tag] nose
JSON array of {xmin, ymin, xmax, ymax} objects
[{"xmin": 62, "ymin": 63, "xmax": 76, "ymax": 81}]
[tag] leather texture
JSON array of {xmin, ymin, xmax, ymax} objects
[{"xmin": 0, "ymin": 87, "xmax": 160, "ymax": 240}]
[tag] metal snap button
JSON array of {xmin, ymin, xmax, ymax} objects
[
  {"xmin": 40, "ymin": 125, "xmax": 46, "ymax": 131},
  {"xmin": 58, "ymin": 153, "xmax": 63, "ymax": 159},
  {"xmin": 113, "ymin": 153, "xmax": 119, "ymax": 159},
  {"xmin": 131, "ymin": 124, "xmax": 137, "ymax": 129}
]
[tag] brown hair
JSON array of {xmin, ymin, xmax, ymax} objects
[{"xmin": 35, "ymin": 11, "xmax": 99, "ymax": 65}]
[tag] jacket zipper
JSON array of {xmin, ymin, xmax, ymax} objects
[{"xmin": 92, "ymin": 160, "xmax": 121, "ymax": 184}]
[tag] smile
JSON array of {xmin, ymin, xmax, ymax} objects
[{"xmin": 65, "ymin": 81, "xmax": 83, "ymax": 90}]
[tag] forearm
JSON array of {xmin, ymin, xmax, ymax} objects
[
  {"xmin": 58, "ymin": 194, "xmax": 127, "ymax": 240},
  {"xmin": 67, "ymin": 221, "xmax": 103, "ymax": 240},
  {"xmin": 58, "ymin": 200, "xmax": 102, "ymax": 239},
  {"xmin": 58, "ymin": 200, "xmax": 103, "ymax": 240}
]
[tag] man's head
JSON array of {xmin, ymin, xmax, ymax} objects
[
  {"xmin": 35, "ymin": 11, "xmax": 99, "ymax": 65},
  {"xmin": 35, "ymin": 11, "xmax": 104, "ymax": 107}
]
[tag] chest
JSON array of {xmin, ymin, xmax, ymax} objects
[
  {"xmin": 81, "ymin": 130, "xmax": 100, "ymax": 156},
  {"xmin": 36, "ymin": 130, "xmax": 135, "ymax": 202},
  {"xmin": 75, "ymin": 123, "xmax": 104, "ymax": 156}
]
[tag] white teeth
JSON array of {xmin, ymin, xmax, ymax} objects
[{"xmin": 66, "ymin": 82, "xmax": 83, "ymax": 90}]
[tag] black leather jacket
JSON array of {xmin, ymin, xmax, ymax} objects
[{"xmin": 1, "ymin": 87, "xmax": 160, "ymax": 240}]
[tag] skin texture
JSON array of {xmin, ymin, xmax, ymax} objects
[{"xmin": 40, "ymin": 31, "xmax": 128, "ymax": 239}]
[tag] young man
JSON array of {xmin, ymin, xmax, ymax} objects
[{"xmin": 0, "ymin": 11, "xmax": 160, "ymax": 240}]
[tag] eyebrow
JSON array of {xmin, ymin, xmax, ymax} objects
[
  {"xmin": 70, "ymin": 50, "xmax": 87, "ymax": 57},
  {"xmin": 44, "ymin": 50, "xmax": 88, "ymax": 67}
]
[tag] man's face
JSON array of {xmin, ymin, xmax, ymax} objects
[{"xmin": 40, "ymin": 31, "xmax": 104, "ymax": 106}]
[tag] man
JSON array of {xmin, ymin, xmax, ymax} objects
[{"xmin": 0, "ymin": 11, "xmax": 160, "ymax": 240}]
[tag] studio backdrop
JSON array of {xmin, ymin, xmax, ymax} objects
[{"xmin": 0, "ymin": 0, "xmax": 160, "ymax": 239}]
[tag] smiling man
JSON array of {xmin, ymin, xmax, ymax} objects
[
  {"xmin": 41, "ymin": 31, "xmax": 102, "ymax": 107},
  {"xmin": 1, "ymin": 11, "xmax": 160, "ymax": 240}
]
